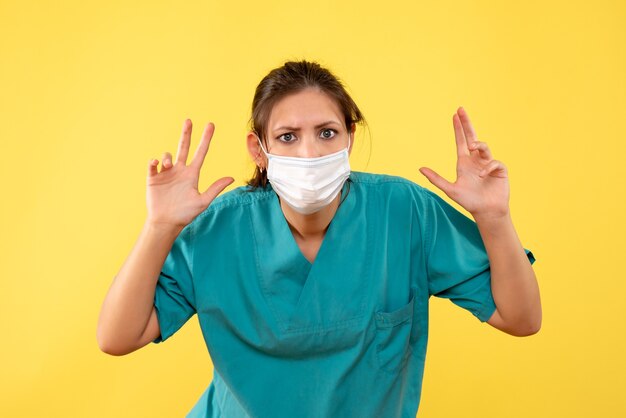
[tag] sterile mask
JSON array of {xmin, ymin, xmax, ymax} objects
[{"xmin": 256, "ymin": 132, "xmax": 351, "ymax": 215}]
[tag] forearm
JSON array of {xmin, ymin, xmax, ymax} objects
[
  {"xmin": 97, "ymin": 221, "xmax": 183, "ymax": 354},
  {"xmin": 473, "ymin": 211, "xmax": 541, "ymax": 333}
]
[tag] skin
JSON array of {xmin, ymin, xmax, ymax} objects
[
  {"xmin": 98, "ymin": 90, "xmax": 540, "ymax": 356},
  {"xmin": 419, "ymin": 107, "xmax": 542, "ymax": 336},
  {"xmin": 97, "ymin": 121, "xmax": 234, "ymax": 355},
  {"xmin": 249, "ymin": 91, "xmax": 541, "ymax": 337},
  {"xmin": 246, "ymin": 87, "xmax": 355, "ymax": 264}
]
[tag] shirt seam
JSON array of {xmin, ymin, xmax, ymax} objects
[
  {"xmin": 188, "ymin": 220, "xmax": 198, "ymax": 311},
  {"xmin": 417, "ymin": 188, "xmax": 434, "ymax": 295},
  {"xmin": 195, "ymin": 189, "xmax": 276, "ymax": 221},
  {"xmin": 350, "ymin": 172, "xmax": 418, "ymax": 186}
]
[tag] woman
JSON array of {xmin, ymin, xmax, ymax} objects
[{"xmin": 97, "ymin": 60, "xmax": 540, "ymax": 417}]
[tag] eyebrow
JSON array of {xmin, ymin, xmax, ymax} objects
[{"xmin": 272, "ymin": 120, "xmax": 341, "ymax": 132}]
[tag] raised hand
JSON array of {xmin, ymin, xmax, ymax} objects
[
  {"xmin": 146, "ymin": 119, "xmax": 234, "ymax": 229},
  {"xmin": 418, "ymin": 107, "xmax": 510, "ymax": 221}
]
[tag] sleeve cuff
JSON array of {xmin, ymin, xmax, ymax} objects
[{"xmin": 476, "ymin": 247, "xmax": 536, "ymax": 323}]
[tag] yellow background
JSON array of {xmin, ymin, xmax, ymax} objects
[{"xmin": 1, "ymin": 0, "xmax": 624, "ymax": 416}]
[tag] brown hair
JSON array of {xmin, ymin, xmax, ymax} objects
[{"xmin": 246, "ymin": 59, "xmax": 368, "ymax": 189}]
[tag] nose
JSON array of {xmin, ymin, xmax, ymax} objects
[{"xmin": 298, "ymin": 136, "xmax": 321, "ymax": 158}]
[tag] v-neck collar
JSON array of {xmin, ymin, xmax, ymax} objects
[
  {"xmin": 274, "ymin": 180, "xmax": 351, "ymax": 269},
  {"xmin": 251, "ymin": 177, "xmax": 370, "ymax": 333}
]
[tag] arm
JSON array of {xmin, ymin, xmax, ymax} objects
[
  {"xmin": 419, "ymin": 106, "xmax": 541, "ymax": 336},
  {"xmin": 97, "ymin": 221, "xmax": 183, "ymax": 356},
  {"xmin": 474, "ymin": 212, "xmax": 541, "ymax": 336},
  {"xmin": 97, "ymin": 119, "xmax": 234, "ymax": 355}
]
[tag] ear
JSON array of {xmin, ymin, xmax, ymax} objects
[
  {"xmin": 246, "ymin": 131, "xmax": 267, "ymax": 170},
  {"xmin": 348, "ymin": 123, "xmax": 356, "ymax": 155}
]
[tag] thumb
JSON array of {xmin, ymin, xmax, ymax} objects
[
  {"xmin": 200, "ymin": 177, "xmax": 235, "ymax": 208},
  {"xmin": 419, "ymin": 167, "xmax": 454, "ymax": 196}
]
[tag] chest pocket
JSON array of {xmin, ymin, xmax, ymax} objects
[{"xmin": 374, "ymin": 293, "xmax": 415, "ymax": 374}]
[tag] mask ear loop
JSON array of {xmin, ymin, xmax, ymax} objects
[{"xmin": 255, "ymin": 133, "xmax": 269, "ymax": 173}]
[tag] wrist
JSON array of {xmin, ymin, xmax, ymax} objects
[
  {"xmin": 471, "ymin": 206, "xmax": 510, "ymax": 222},
  {"xmin": 472, "ymin": 213, "xmax": 515, "ymax": 241},
  {"xmin": 472, "ymin": 209, "xmax": 512, "ymax": 229},
  {"xmin": 143, "ymin": 219, "xmax": 185, "ymax": 238}
]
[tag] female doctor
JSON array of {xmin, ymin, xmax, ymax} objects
[{"xmin": 97, "ymin": 60, "xmax": 541, "ymax": 417}]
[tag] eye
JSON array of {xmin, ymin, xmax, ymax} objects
[
  {"xmin": 320, "ymin": 128, "xmax": 337, "ymax": 140},
  {"xmin": 277, "ymin": 133, "xmax": 296, "ymax": 143}
]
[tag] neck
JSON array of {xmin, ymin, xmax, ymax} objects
[{"xmin": 279, "ymin": 193, "xmax": 342, "ymax": 240}]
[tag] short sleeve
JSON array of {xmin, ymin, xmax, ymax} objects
[
  {"xmin": 421, "ymin": 188, "xmax": 536, "ymax": 322},
  {"xmin": 152, "ymin": 224, "xmax": 197, "ymax": 343}
]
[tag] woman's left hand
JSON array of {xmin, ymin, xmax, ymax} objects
[{"xmin": 419, "ymin": 106, "xmax": 510, "ymax": 221}]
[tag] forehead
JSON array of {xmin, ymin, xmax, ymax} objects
[{"xmin": 268, "ymin": 88, "xmax": 344, "ymax": 130}]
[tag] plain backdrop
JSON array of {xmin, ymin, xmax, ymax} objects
[{"xmin": 1, "ymin": 0, "xmax": 624, "ymax": 417}]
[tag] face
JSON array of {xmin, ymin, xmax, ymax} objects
[{"xmin": 247, "ymin": 88, "xmax": 354, "ymax": 165}]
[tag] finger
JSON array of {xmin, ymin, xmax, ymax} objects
[
  {"xmin": 457, "ymin": 106, "xmax": 478, "ymax": 149},
  {"xmin": 469, "ymin": 140, "xmax": 493, "ymax": 160},
  {"xmin": 453, "ymin": 113, "xmax": 469, "ymax": 158},
  {"xmin": 148, "ymin": 158, "xmax": 159, "ymax": 177},
  {"xmin": 190, "ymin": 122, "xmax": 215, "ymax": 172},
  {"xmin": 200, "ymin": 176, "xmax": 235, "ymax": 208},
  {"xmin": 418, "ymin": 167, "xmax": 454, "ymax": 196},
  {"xmin": 479, "ymin": 159, "xmax": 507, "ymax": 178},
  {"xmin": 161, "ymin": 152, "xmax": 173, "ymax": 171},
  {"xmin": 176, "ymin": 119, "xmax": 192, "ymax": 165}
]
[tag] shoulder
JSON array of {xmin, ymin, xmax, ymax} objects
[
  {"xmin": 204, "ymin": 183, "xmax": 274, "ymax": 213},
  {"xmin": 187, "ymin": 183, "xmax": 274, "ymax": 234},
  {"xmin": 349, "ymin": 171, "xmax": 434, "ymax": 203},
  {"xmin": 349, "ymin": 172, "xmax": 456, "ymax": 233}
]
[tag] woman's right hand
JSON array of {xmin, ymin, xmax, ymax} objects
[{"xmin": 146, "ymin": 119, "xmax": 234, "ymax": 230}]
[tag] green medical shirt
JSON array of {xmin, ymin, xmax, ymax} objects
[{"xmin": 152, "ymin": 171, "xmax": 536, "ymax": 417}]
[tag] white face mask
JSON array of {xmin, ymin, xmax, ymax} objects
[{"xmin": 256, "ymin": 133, "xmax": 351, "ymax": 215}]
